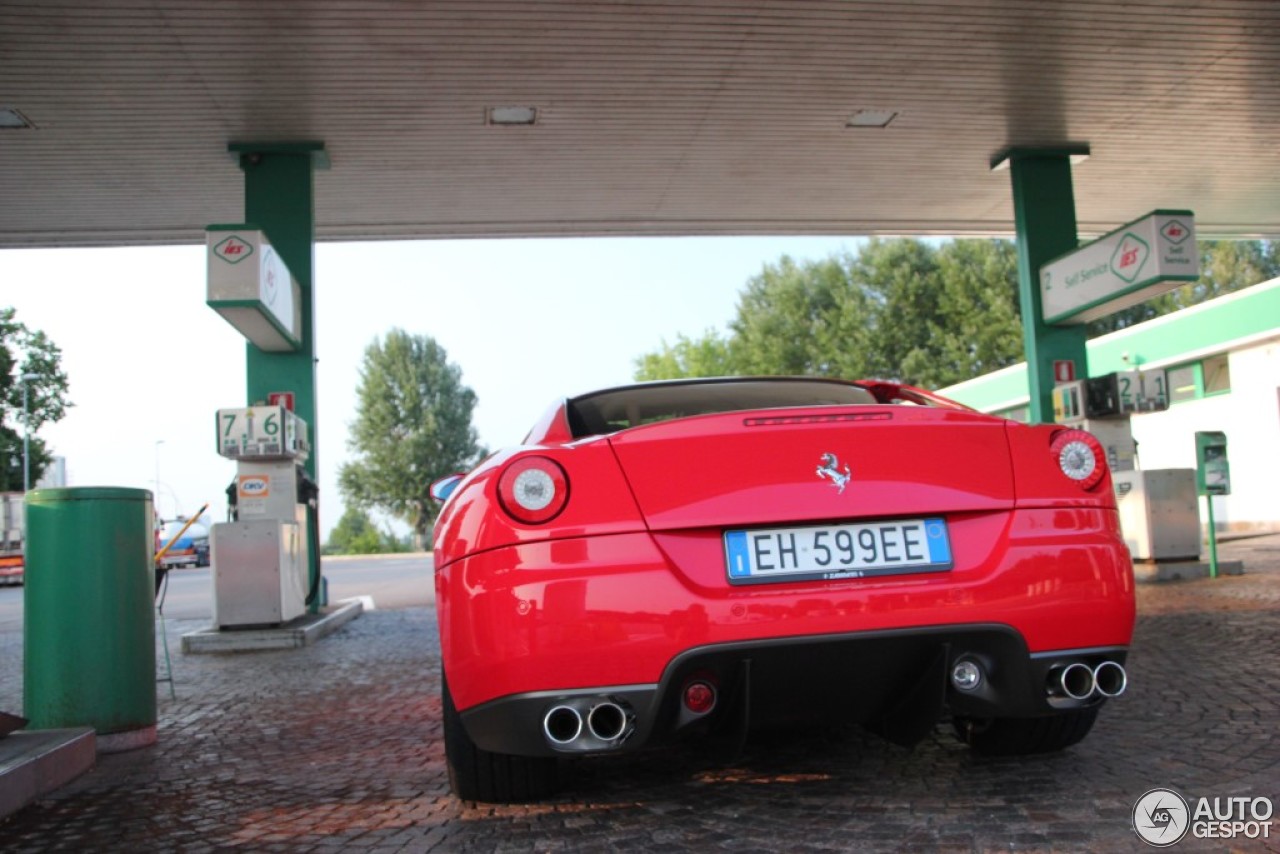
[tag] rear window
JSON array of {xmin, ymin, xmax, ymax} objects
[{"xmin": 566, "ymin": 379, "xmax": 878, "ymax": 437}]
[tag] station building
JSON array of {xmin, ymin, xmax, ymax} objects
[{"xmin": 942, "ymin": 278, "xmax": 1280, "ymax": 535}]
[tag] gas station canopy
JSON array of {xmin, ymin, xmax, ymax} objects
[{"xmin": 1, "ymin": 1, "xmax": 1278, "ymax": 247}]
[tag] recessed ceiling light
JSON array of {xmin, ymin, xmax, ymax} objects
[
  {"xmin": 0, "ymin": 107, "xmax": 34, "ymax": 129},
  {"xmin": 846, "ymin": 109, "xmax": 898, "ymax": 128},
  {"xmin": 488, "ymin": 106, "xmax": 538, "ymax": 126}
]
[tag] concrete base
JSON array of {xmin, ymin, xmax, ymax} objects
[
  {"xmin": 181, "ymin": 599, "xmax": 363, "ymax": 654},
  {"xmin": 0, "ymin": 727, "xmax": 96, "ymax": 820},
  {"xmin": 97, "ymin": 725, "xmax": 157, "ymax": 754},
  {"xmin": 1134, "ymin": 560, "xmax": 1245, "ymax": 583}
]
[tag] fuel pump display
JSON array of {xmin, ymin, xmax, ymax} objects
[{"xmin": 212, "ymin": 405, "xmax": 313, "ymax": 628}]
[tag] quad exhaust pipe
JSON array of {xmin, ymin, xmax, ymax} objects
[
  {"xmin": 1092, "ymin": 660, "xmax": 1128, "ymax": 697},
  {"xmin": 542, "ymin": 698, "xmax": 633, "ymax": 749},
  {"xmin": 1046, "ymin": 661, "xmax": 1127, "ymax": 700},
  {"xmin": 587, "ymin": 702, "xmax": 628, "ymax": 742},
  {"xmin": 542, "ymin": 705, "xmax": 583, "ymax": 745}
]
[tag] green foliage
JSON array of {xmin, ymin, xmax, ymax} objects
[
  {"xmin": 930, "ymin": 240, "xmax": 1025, "ymax": 380},
  {"xmin": 324, "ymin": 506, "xmax": 411, "ymax": 555},
  {"xmin": 633, "ymin": 330, "xmax": 734, "ymax": 382},
  {"xmin": 1, "ymin": 308, "xmax": 71, "ymax": 491},
  {"xmin": 634, "ymin": 240, "xmax": 1023, "ymax": 388},
  {"xmin": 634, "ymin": 238, "xmax": 1275, "ymax": 389},
  {"xmin": 338, "ymin": 330, "xmax": 485, "ymax": 548},
  {"xmin": 729, "ymin": 253, "xmax": 874, "ymax": 377}
]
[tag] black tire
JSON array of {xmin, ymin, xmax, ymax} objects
[
  {"xmin": 953, "ymin": 707, "xmax": 1099, "ymax": 756},
  {"xmin": 442, "ymin": 672, "xmax": 560, "ymax": 803}
]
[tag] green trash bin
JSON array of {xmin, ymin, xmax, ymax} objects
[{"xmin": 24, "ymin": 487, "xmax": 157, "ymax": 751}]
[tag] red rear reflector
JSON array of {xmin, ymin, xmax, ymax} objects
[{"xmin": 683, "ymin": 681, "xmax": 716, "ymax": 714}]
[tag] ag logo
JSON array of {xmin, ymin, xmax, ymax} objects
[
  {"xmin": 1111, "ymin": 232, "xmax": 1151, "ymax": 283},
  {"xmin": 1160, "ymin": 219, "xmax": 1191, "ymax": 245},
  {"xmin": 1133, "ymin": 788, "xmax": 1190, "ymax": 847},
  {"xmin": 213, "ymin": 234, "xmax": 254, "ymax": 265}
]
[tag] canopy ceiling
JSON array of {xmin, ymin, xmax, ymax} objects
[{"xmin": 2, "ymin": 1, "xmax": 1277, "ymax": 246}]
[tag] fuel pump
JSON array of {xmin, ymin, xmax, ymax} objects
[
  {"xmin": 1054, "ymin": 369, "xmax": 1201, "ymax": 562},
  {"xmin": 211, "ymin": 404, "xmax": 312, "ymax": 628}
]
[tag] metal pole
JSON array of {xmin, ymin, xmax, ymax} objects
[
  {"xmin": 21, "ymin": 372, "xmax": 38, "ymax": 492},
  {"xmin": 154, "ymin": 440, "xmax": 165, "ymax": 517},
  {"xmin": 1206, "ymin": 495, "xmax": 1219, "ymax": 579}
]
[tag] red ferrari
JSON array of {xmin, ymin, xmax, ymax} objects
[{"xmin": 431, "ymin": 377, "xmax": 1135, "ymax": 802}]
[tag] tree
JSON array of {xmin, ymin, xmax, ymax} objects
[
  {"xmin": 1, "ymin": 308, "xmax": 71, "ymax": 491},
  {"xmin": 633, "ymin": 330, "xmax": 735, "ymax": 382},
  {"xmin": 929, "ymin": 239, "xmax": 1024, "ymax": 380},
  {"xmin": 325, "ymin": 506, "xmax": 409, "ymax": 555},
  {"xmin": 632, "ymin": 240, "xmax": 1023, "ymax": 388},
  {"xmin": 729, "ymin": 252, "xmax": 878, "ymax": 378},
  {"xmin": 338, "ymin": 330, "xmax": 485, "ymax": 547}
]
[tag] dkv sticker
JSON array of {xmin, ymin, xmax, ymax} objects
[{"xmin": 238, "ymin": 475, "xmax": 271, "ymax": 498}]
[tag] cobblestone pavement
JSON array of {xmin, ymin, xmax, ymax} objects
[{"xmin": 1, "ymin": 536, "xmax": 1278, "ymax": 852}]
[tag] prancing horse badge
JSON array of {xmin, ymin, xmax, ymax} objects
[{"xmin": 816, "ymin": 453, "xmax": 851, "ymax": 493}]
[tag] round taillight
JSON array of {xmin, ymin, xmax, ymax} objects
[
  {"xmin": 1050, "ymin": 429, "xmax": 1105, "ymax": 490},
  {"xmin": 497, "ymin": 456, "xmax": 569, "ymax": 524}
]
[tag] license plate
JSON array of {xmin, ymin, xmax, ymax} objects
[{"xmin": 724, "ymin": 518, "xmax": 952, "ymax": 585}]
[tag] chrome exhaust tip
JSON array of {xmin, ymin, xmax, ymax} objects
[
  {"xmin": 543, "ymin": 705, "xmax": 583, "ymax": 745},
  {"xmin": 1093, "ymin": 661, "xmax": 1128, "ymax": 697},
  {"xmin": 587, "ymin": 702, "xmax": 628, "ymax": 742},
  {"xmin": 1049, "ymin": 662, "xmax": 1096, "ymax": 700}
]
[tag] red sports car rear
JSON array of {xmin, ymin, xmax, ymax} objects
[{"xmin": 432, "ymin": 378, "xmax": 1135, "ymax": 802}]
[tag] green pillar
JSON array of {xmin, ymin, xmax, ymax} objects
[
  {"xmin": 997, "ymin": 147, "xmax": 1090, "ymax": 423},
  {"xmin": 231, "ymin": 141, "xmax": 326, "ymax": 612}
]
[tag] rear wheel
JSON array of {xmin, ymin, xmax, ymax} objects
[
  {"xmin": 442, "ymin": 672, "xmax": 560, "ymax": 803},
  {"xmin": 953, "ymin": 707, "xmax": 1099, "ymax": 756}
]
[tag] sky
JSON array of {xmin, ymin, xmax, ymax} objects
[{"xmin": 2, "ymin": 236, "xmax": 860, "ymax": 538}]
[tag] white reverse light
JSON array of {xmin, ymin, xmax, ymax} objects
[
  {"xmin": 1050, "ymin": 430, "xmax": 1106, "ymax": 490},
  {"xmin": 1058, "ymin": 440, "xmax": 1097, "ymax": 481},
  {"xmin": 512, "ymin": 467, "xmax": 555, "ymax": 511},
  {"xmin": 951, "ymin": 660, "xmax": 983, "ymax": 691}
]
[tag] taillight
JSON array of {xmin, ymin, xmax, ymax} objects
[
  {"xmin": 1050, "ymin": 429, "xmax": 1106, "ymax": 490},
  {"xmin": 497, "ymin": 456, "xmax": 569, "ymax": 524}
]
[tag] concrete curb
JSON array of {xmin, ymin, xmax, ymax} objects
[
  {"xmin": 321, "ymin": 552, "xmax": 432, "ymax": 564},
  {"xmin": 0, "ymin": 728, "xmax": 96, "ymax": 820},
  {"xmin": 180, "ymin": 599, "xmax": 364, "ymax": 654},
  {"xmin": 1133, "ymin": 559, "xmax": 1245, "ymax": 583}
]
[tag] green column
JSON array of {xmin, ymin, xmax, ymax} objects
[
  {"xmin": 998, "ymin": 147, "xmax": 1089, "ymax": 423},
  {"xmin": 231, "ymin": 141, "xmax": 326, "ymax": 612},
  {"xmin": 25, "ymin": 487, "xmax": 156, "ymax": 750}
]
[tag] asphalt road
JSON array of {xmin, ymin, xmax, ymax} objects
[{"xmin": 0, "ymin": 554, "xmax": 435, "ymax": 630}]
